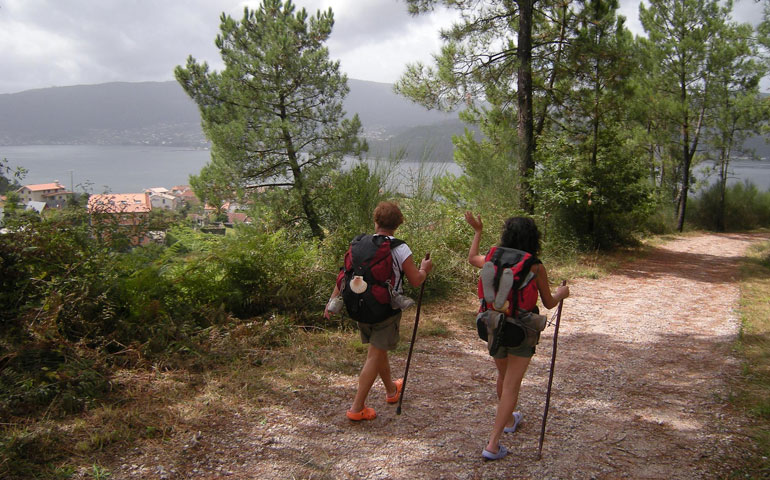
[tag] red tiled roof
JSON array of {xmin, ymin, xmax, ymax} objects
[
  {"xmin": 87, "ymin": 193, "xmax": 151, "ymax": 214},
  {"xmin": 21, "ymin": 182, "xmax": 65, "ymax": 192},
  {"xmin": 228, "ymin": 212, "xmax": 250, "ymax": 223}
]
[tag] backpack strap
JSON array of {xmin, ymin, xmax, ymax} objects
[
  {"xmin": 384, "ymin": 236, "xmax": 406, "ymax": 291},
  {"xmin": 355, "ymin": 235, "xmax": 406, "ymax": 290}
]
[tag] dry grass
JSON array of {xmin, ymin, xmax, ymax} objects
[
  {"xmin": 731, "ymin": 239, "xmax": 770, "ymax": 478},
  {"xmin": 0, "ymin": 307, "xmax": 458, "ymax": 479},
  {"xmin": 0, "ymin": 366, "xmax": 200, "ymax": 478},
  {"xmin": 545, "ymin": 239, "xmax": 654, "ymax": 282}
]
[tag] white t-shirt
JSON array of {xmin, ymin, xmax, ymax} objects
[{"xmin": 384, "ymin": 236, "xmax": 412, "ymax": 293}]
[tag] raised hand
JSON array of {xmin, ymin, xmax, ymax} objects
[{"xmin": 464, "ymin": 211, "xmax": 483, "ymax": 233}]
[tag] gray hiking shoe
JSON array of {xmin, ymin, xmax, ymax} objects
[
  {"xmin": 327, "ymin": 295, "xmax": 344, "ymax": 314},
  {"xmin": 480, "ymin": 262, "xmax": 496, "ymax": 304},
  {"xmin": 388, "ymin": 281, "xmax": 415, "ymax": 310},
  {"xmin": 494, "ymin": 267, "xmax": 513, "ymax": 311},
  {"xmin": 390, "ymin": 291, "xmax": 415, "ymax": 310},
  {"xmin": 485, "ymin": 311, "xmax": 505, "ymax": 356}
]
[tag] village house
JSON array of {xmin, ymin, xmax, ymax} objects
[
  {"xmin": 227, "ymin": 211, "xmax": 252, "ymax": 225},
  {"xmin": 17, "ymin": 181, "xmax": 72, "ymax": 208},
  {"xmin": 145, "ymin": 187, "xmax": 170, "ymax": 196},
  {"xmin": 170, "ymin": 185, "xmax": 200, "ymax": 207},
  {"xmin": 25, "ymin": 201, "xmax": 48, "ymax": 215},
  {"xmin": 204, "ymin": 201, "xmax": 243, "ymax": 215},
  {"xmin": 149, "ymin": 192, "xmax": 179, "ymax": 210},
  {"xmin": 169, "ymin": 185, "xmax": 188, "ymax": 196},
  {"xmin": 87, "ymin": 193, "xmax": 152, "ymax": 246}
]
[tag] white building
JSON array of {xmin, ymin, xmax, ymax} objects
[
  {"xmin": 149, "ymin": 192, "xmax": 179, "ymax": 210},
  {"xmin": 17, "ymin": 182, "xmax": 72, "ymax": 208}
]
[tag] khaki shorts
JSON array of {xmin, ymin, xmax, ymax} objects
[
  {"xmin": 358, "ymin": 312, "xmax": 401, "ymax": 351},
  {"xmin": 493, "ymin": 342, "xmax": 535, "ymax": 359}
]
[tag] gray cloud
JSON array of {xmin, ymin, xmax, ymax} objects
[
  {"xmin": 0, "ymin": 0, "xmax": 451, "ymax": 93},
  {"xmin": 0, "ymin": 0, "xmax": 766, "ymax": 94},
  {"xmin": 0, "ymin": 1, "xmax": 246, "ymax": 93}
]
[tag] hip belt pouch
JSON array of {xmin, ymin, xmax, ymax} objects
[{"xmin": 476, "ymin": 310, "xmax": 548, "ymax": 351}]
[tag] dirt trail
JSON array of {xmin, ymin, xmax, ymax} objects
[{"xmin": 106, "ymin": 233, "xmax": 767, "ymax": 479}]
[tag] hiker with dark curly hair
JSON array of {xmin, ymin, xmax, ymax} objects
[
  {"xmin": 325, "ymin": 201, "xmax": 432, "ymax": 421},
  {"xmin": 465, "ymin": 211, "xmax": 569, "ymax": 460}
]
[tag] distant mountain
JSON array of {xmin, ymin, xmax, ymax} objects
[
  {"xmin": 0, "ymin": 79, "xmax": 465, "ymax": 161},
  {"xmin": 0, "ymin": 82, "xmax": 205, "ymax": 147}
]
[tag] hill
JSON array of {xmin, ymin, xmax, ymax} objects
[{"xmin": 0, "ymin": 79, "xmax": 465, "ymax": 161}]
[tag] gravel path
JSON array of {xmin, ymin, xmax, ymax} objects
[{"xmin": 104, "ymin": 233, "xmax": 766, "ymax": 480}]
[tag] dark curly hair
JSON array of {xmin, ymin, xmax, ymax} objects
[
  {"xmin": 499, "ymin": 216, "xmax": 541, "ymax": 255},
  {"xmin": 373, "ymin": 201, "xmax": 404, "ymax": 230}
]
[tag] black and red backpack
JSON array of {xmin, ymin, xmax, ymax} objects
[{"xmin": 336, "ymin": 234, "xmax": 405, "ymax": 323}]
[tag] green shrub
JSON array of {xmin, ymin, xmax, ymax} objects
[
  {"xmin": 689, "ymin": 181, "xmax": 770, "ymax": 231},
  {"xmin": 397, "ymin": 197, "xmax": 476, "ymax": 297},
  {"xmin": 0, "ymin": 208, "xmax": 122, "ymax": 342},
  {"xmin": 218, "ymin": 224, "xmax": 327, "ymax": 317}
]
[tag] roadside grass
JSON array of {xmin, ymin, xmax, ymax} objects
[
  {"xmin": 0, "ymin": 366, "xmax": 197, "ymax": 479},
  {"xmin": 546, "ymin": 239, "xmax": 652, "ymax": 282},
  {"xmin": 731, "ymin": 239, "xmax": 770, "ymax": 479}
]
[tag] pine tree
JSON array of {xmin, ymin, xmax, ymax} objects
[
  {"xmin": 537, "ymin": 0, "xmax": 652, "ymax": 246},
  {"xmin": 639, "ymin": 0, "xmax": 727, "ymax": 231},
  {"xmin": 706, "ymin": 21, "xmax": 768, "ymax": 231},
  {"xmin": 397, "ymin": 0, "xmax": 582, "ymax": 213},
  {"xmin": 175, "ymin": 0, "xmax": 366, "ymax": 239}
]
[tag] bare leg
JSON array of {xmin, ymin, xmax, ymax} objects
[
  {"xmin": 486, "ymin": 355, "xmax": 531, "ymax": 453},
  {"xmin": 494, "ymin": 357, "xmax": 507, "ymax": 399},
  {"xmin": 351, "ymin": 345, "xmax": 391, "ymax": 412},
  {"xmin": 378, "ymin": 350, "xmax": 398, "ymax": 397},
  {"xmin": 494, "ymin": 357, "xmax": 516, "ymax": 429}
]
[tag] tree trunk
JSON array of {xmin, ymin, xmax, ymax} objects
[
  {"xmin": 676, "ymin": 151, "xmax": 690, "ymax": 232},
  {"xmin": 534, "ymin": 1, "xmax": 568, "ymax": 139},
  {"xmin": 589, "ymin": 59, "xmax": 600, "ymax": 239},
  {"xmin": 717, "ymin": 121, "xmax": 735, "ymax": 232},
  {"xmin": 281, "ymin": 100, "xmax": 324, "ymax": 240},
  {"xmin": 517, "ymin": 0, "xmax": 535, "ymax": 214},
  {"xmin": 676, "ymin": 71, "xmax": 690, "ymax": 233},
  {"xmin": 717, "ymin": 157, "xmax": 727, "ymax": 232}
]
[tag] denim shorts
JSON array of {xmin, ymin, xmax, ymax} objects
[{"xmin": 358, "ymin": 312, "xmax": 401, "ymax": 351}]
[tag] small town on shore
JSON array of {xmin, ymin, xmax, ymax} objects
[{"xmin": 0, "ymin": 180, "xmax": 251, "ymax": 243}]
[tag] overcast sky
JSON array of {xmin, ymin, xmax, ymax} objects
[{"xmin": 0, "ymin": 0, "xmax": 766, "ymax": 95}]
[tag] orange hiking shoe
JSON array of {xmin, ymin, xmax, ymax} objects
[
  {"xmin": 346, "ymin": 406, "xmax": 376, "ymax": 421},
  {"xmin": 386, "ymin": 378, "xmax": 403, "ymax": 404}
]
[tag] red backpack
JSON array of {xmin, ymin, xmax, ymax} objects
[
  {"xmin": 477, "ymin": 246, "xmax": 540, "ymax": 317},
  {"xmin": 336, "ymin": 234, "xmax": 405, "ymax": 323}
]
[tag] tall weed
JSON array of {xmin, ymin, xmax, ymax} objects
[{"xmin": 689, "ymin": 181, "xmax": 770, "ymax": 231}]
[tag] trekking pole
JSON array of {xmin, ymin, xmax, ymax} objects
[
  {"xmin": 538, "ymin": 280, "xmax": 566, "ymax": 460},
  {"xmin": 396, "ymin": 252, "xmax": 430, "ymax": 415}
]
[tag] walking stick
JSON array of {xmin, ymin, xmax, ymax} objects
[
  {"xmin": 396, "ymin": 252, "xmax": 430, "ymax": 415},
  {"xmin": 538, "ymin": 280, "xmax": 567, "ymax": 460}
]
